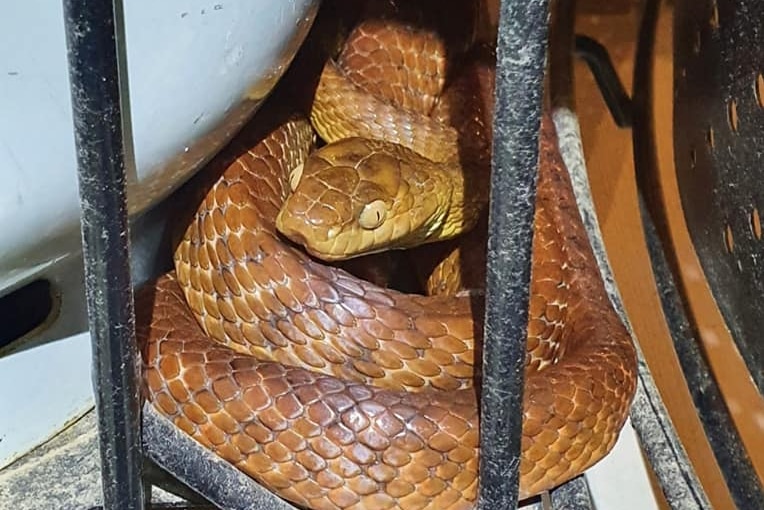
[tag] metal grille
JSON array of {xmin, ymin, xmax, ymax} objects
[{"xmin": 58, "ymin": 0, "xmax": 734, "ymax": 508}]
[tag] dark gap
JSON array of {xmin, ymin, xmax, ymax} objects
[{"xmin": 0, "ymin": 279, "xmax": 54, "ymax": 349}]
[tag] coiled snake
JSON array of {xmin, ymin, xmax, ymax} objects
[{"xmin": 137, "ymin": 9, "xmax": 637, "ymax": 510}]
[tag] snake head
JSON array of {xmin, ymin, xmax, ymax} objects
[{"xmin": 276, "ymin": 137, "xmax": 452, "ymax": 261}]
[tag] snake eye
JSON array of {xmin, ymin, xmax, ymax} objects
[
  {"xmin": 288, "ymin": 163, "xmax": 304, "ymax": 191},
  {"xmin": 358, "ymin": 200, "xmax": 387, "ymax": 230}
]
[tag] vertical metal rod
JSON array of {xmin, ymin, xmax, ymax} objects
[
  {"xmin": 478, "ymin": 0, "xmax": 550, "ymax": 508},
  {"xmin": 549, "ymin": 475, "xmax": 594, "ymax": 509},
  {"xmin": 62, "ymin": 1, "xmax": 145, "ymax": 508}
]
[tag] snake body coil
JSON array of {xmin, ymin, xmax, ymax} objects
[{"xmin": 136, "ymin": 11, "xmax": 637, "ymax": 510}]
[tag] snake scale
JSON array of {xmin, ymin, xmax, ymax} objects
[{"xmin": 136, "ymin": 4, "xmax": 637, "ymax": 509}]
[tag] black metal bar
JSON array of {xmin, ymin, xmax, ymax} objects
[
  {"xmin": 143, "ymin": 406, "xmax": 298, "ymax": 510},
  {"xmin": 631, "ymin": 0, "xmax": 764, "ymax": 506},
  {"xmin": 143, "ymin": 458, "xmax": 212, "ymax": 506},
  {"xmin": 478, "ymin": 1, "xmax": 550, "ymax": 508},
  {"xmin": 629, "ymin": 367, "xmax": 712, "ymax": 509},
  {"xmin": 631, "ymin": 0, "xmax": 668, "ymax": 243},
  {"xmin": 62, "ymin": 1, "xmax": 145, "ymax": 508},
  {"xmin": 549, "ymin": 475, "xmax": 594, "ymax": 510},
  {"xmin": 574, "ymin": 35, "xmax": 634, "ymax": 128}
]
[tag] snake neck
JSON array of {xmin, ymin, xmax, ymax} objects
[{"xmin": 432, "ymin": 161, "xmax": 488, "ymax": 241}]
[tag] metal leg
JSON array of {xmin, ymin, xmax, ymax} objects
[
  {"xmin": 142, "ymin": 406, "xmax": 298, "ymax": 510},
  {"xmin": 478, "ymin": 0, "xmax": 550, "ymax": 508},
  {"xmin": 549, "ymin": 476, "xmax": 594, "ymax": 510},
  {"xmin": 62, "ymin": 0, "xmax": 144, "ymax": 508}
]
